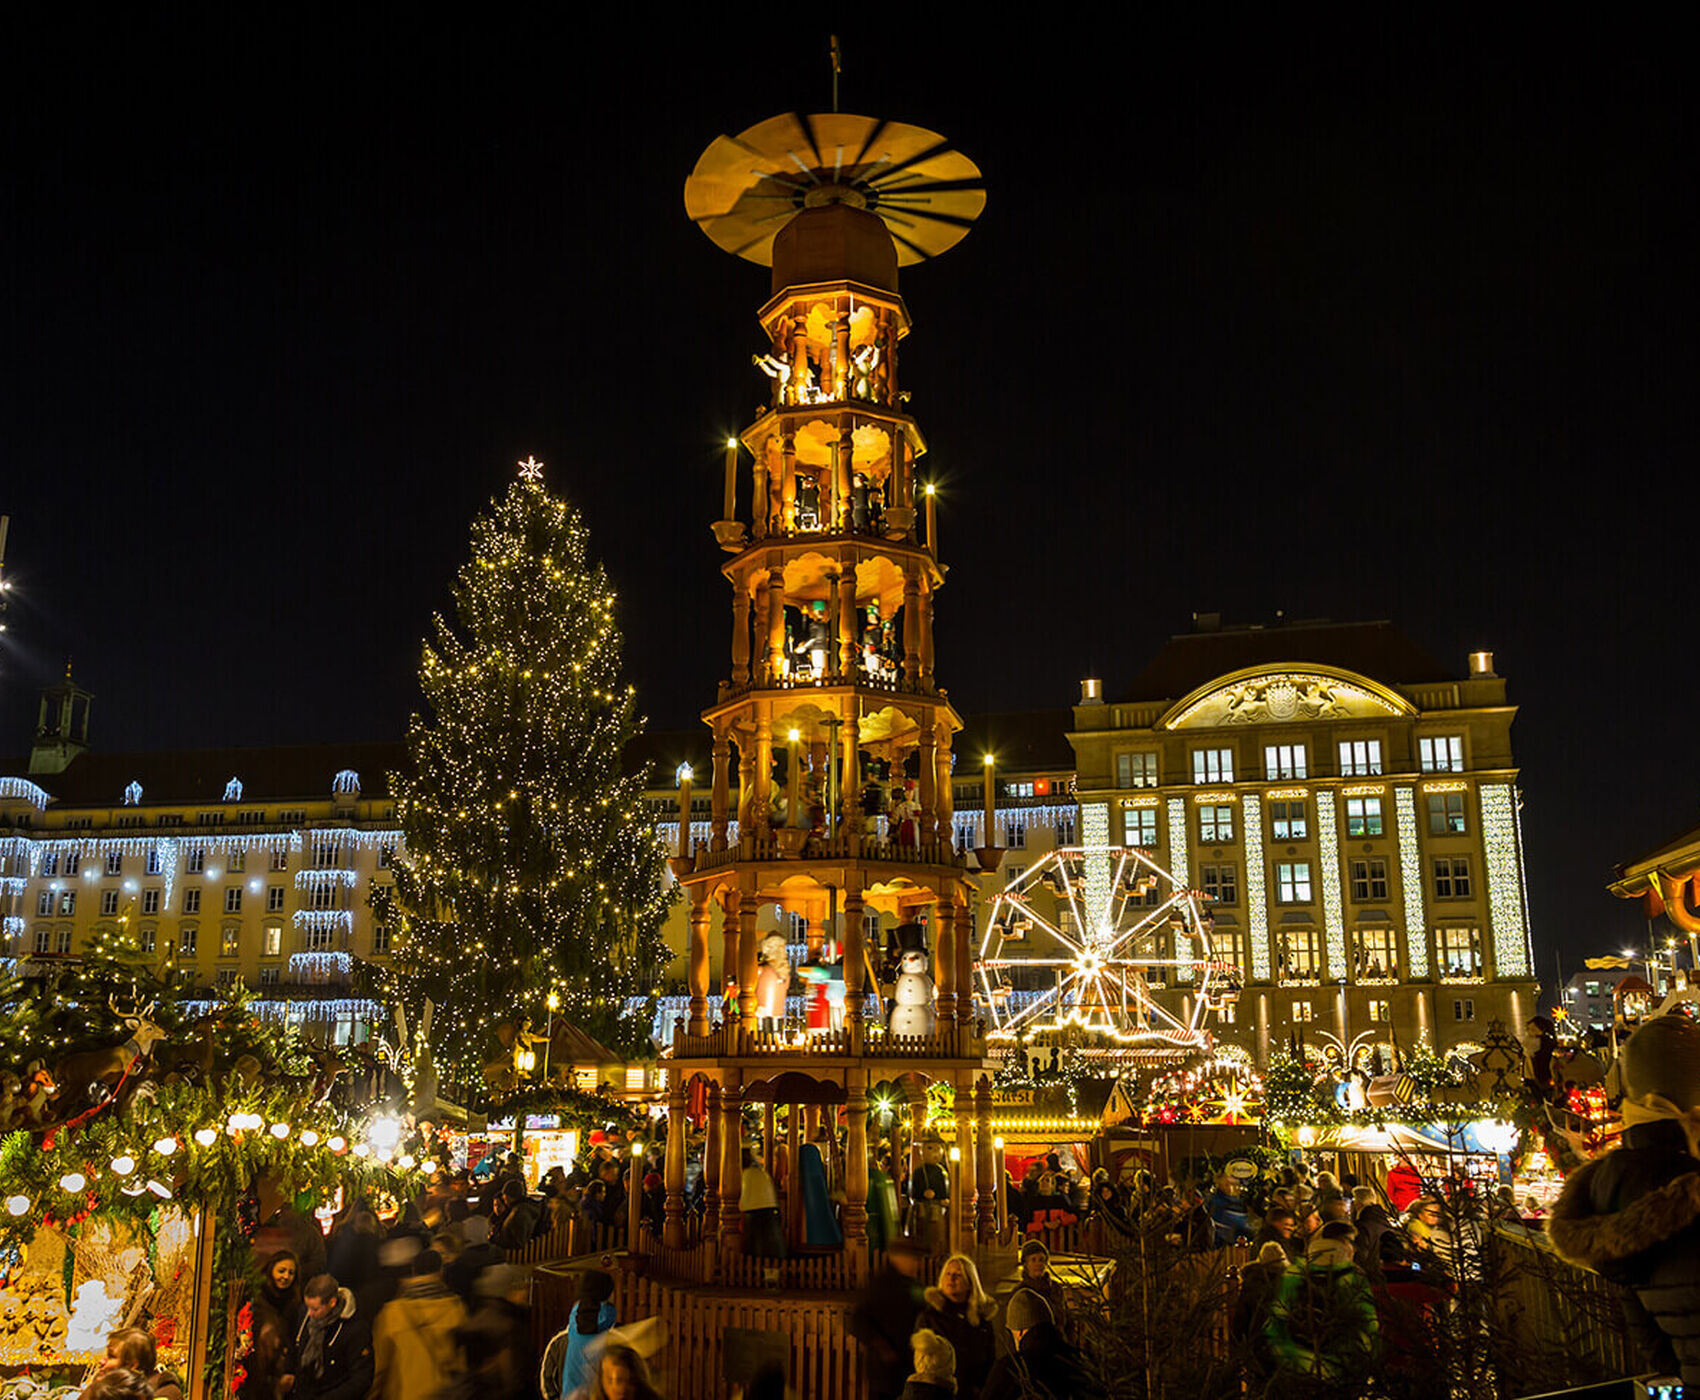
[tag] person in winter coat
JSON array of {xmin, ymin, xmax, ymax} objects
[
  {"xmin": 1251, "ymin": 1206, "xmax": 1299, "ymax": 1261},
  {"xmin": 1551, "ymin": 1013, "xmax": 1700, "ymax": 1389},
  {"xmin": 1206, "ymin": 1174, "xmax": 1255, "ymax": 1246},
  {"xmin": 848, "ymin": 1242, "xmax": 926, "ymax": 1400},
  {"xmin": 1371, "ymin": 1232, "xmax": 1452, "ymax": 1400},
  {"xmin": 540, "ymin": 1268, "xmax": 617, "ymax": 1398},
  {"xmin": 99, "ymin": 1328, "xmax": 184, "ymax": 1399},
  {"xmin": 981, "ymin": 1288, "xmax": 1097, "ymax": 1400},
  {"xmin": 370, "ymin": 1250, "xmax": 466, "ymax": 1400},
  {"xmin": 1350, "ymin": 1187, "xmax": 1393, "ymax": 1275},
  {"xmin": 1228, "ymin": 1240, "xmax": 1289, "ymax": 1380},
  {"xmin": 492, "ymin": 1180, "xmax": 541, "ymax": 1252},
  {"xmin": 1263, "ymin": 1223, "xmax": 1378, "ymax": 1388},
  {"xmin": 1015, "ymin": 1240, "xmax": 1070, "ymax": 1339},
  {"xmin": 915, "ymin": 1253, "xmax": 996, "ymax": 1400},
  {"xmin": 288, "ymin": 1274, "xmax": 373, "ymax": 1400},
  {"xmin": 899, "ymin": 1328, "xmax": 957, "ymax": 1400}
]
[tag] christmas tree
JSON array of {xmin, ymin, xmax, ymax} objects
[{"xmin": 381, "ymin": 458, "xmax": 672, "ymax": 1087}]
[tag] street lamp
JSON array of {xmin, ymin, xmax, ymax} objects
[{"xmin": 543, "ymin": 989, "xmax": 559, "ymax": 1084}]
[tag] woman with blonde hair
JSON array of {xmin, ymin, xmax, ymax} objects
[{"xmin": 915, "ymin": 1253, "xmax": 995, "ymax": 1398}]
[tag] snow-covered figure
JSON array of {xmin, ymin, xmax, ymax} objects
[
  {"xmin": 756, "ymin": 931, "xmax": 790, "ymax": 1031},
  {"xmin": 889, "ymin": 925, "xmax": 936, "ymax": 1038}
]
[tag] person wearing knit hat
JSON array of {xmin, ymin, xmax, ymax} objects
[
  {"xmin": 981, "ymin": 1289, "xmax": 1093, "ymax": 1400},
  {"xmin": 898, "ymin": 1328, "xmax": 956, "ymax": 1400},
  {"xmin": 1552, "ymin": 1012, "xmax": 1700, "ymax": 1388},
  {"xmin": 1015, "ymin": 1239, "xmax": 1070, "ymax": 1340},
  {"xmin": 1228, "ymin": 1241, "xmax": 1291, "ymax": 1383}
]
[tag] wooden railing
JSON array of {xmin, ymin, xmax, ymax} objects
[
  {"xmin": 512, "ymin": 1215, "xmax": 626, "ymax": 1266},
  {"xmin": 689, "ymin": 831, "xmax": 966, "ymax": 872},
  {"xmin": 671, "ymin": 1020, "xmax": 986, "ymax": 1061},
  {"xmin": 1487, "ymin": 1224, "xmax": 1632, "ymax": 1380}
]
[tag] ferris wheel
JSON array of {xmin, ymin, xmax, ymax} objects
[{"xmin": 976, "ymin": 843, "xmax": 1224, "ymax": 1047}]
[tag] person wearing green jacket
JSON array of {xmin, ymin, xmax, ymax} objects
[{"xmin": 1264, "ymin": 1221, "xmax": 1378, "ymax": 1389}]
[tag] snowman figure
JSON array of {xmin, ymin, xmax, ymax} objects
[{"xmin": 888, "ymin": 944, "xmax": 936, "ymax": 1038}]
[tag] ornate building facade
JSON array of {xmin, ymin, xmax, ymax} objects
[{"xmin": 1068, "ymin": 618, "xmax": 1540, "ymax": 1063}]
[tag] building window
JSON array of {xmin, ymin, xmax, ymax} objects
[
  {"xmin": 1293, "ymin": 999, "xmax": 1314, "ymax": 1023},
  {"xmin": 1276, "ymin": 862, "xmax": 1313, "ymax": 903},
  {"xmin": 1439, "ymin": 926, "xmax": 1482, "ymax": 977},
  {"xmin": 1001, "ymin": 817, "xmax": 1028, "ymax": 849},
  {"xmin": 146, "ymin": 847, "xmax": 163, "ymax": 875},
  {"xmin": 115, "ymin": 814, "xmax": 145, "ymax": 828},
  {"xmin": 1338, "ymin": 740, "xmax": 1383, "ymax": 777},
  {"xmin": 180, "ymin": 926, "xmax": 198, "ymax": 955},
  {"xmin": 64, "ymin": 852, "xmax": 81, "ymax": 876},
  {"xmin": 1428, "ymin": 791, "xmax": 1467, "ymax": 835},
  {"xmin": 1191, "ymin": 748, "xmax": 1234, "ymax": 784},
  {"xmin": 1453, "ymin": 998, "xmax": 1476, "ymax": 1021},
  {"xmin": 139, "ymin": 926, "xmax": 156, "ymax": 953},
  {"xmin": 224, "ymin": 887, "xmax": 242, "ymax": 913},
  {"xmin": 42, "ymin": 854, "xmax": 60, "ymax": 877},
  {"xmin": 270, "ymin": 844, "xmax": 290, "ymax": 872},
  {"xmin": 1345, "ymin": 796, "xmax": 1383, "ymax": 837},
  {"xmin": 58, "ymin": 891, "xmax": 76, "ymax": 915},
  {"xmin": 373, "ymin": 924, "xmax": 392, "ymax": 954},
  {"xmin": 1124, "ymin": 808, "xmax": 1158, "ymax": 847},
  {"xmin": 217, "ymin": 967, "xmax": 240, "ymax": 989},
  {"xmin": 34, "ymin": 926, "xmax": 51, "ymax": 953},
  {"xmin": 267, "ymin": 886, "xmax": 286, "ymax": 912},
  {"xmin": 1270, "ymin": 800, "xmax": 1308, "ymax": 841},
  {"xmin": 1198, "ymin": 804, "xmax": 1236, "ymax": 844},
  {"xmin": 222, "ymin": 926, "xmax": 241, "ymax": 956},
  {"xmin": 1200, "ymin": 863, "xmax": 1238, "ymax": 906},
  {"xmin": 263, "ymin": 924, "xmax": 282, "ymax": 956},
  {"xmin": 1349, "ymin": 859, "xmax": 1389, "ymax": 902},
  {"xmin": 229, "ymin": 848, "xmax": 246, "ymax": 874},
  {"xmin": 186, "ymin": 848, "xmax": 206, "ymax": 874},
  {"xmin": 378, "ymin": 843, "xmax": 395, "ymax": 870},
  {"xmin": 259, "ymin": 965, "xmax": 279, "ymax": 986},
  {"xmin": 1355, "ymin": 927, "xmax": 1398, "ymax": 979},
  {"xmin": 142, "ymin": 888, "xmax": 160, "ymax": 915},
  {"xmin": 1433, "ymin": 857, "xmax": 1472, "ymax": 900},
  {"xmin": 304, "ymin": 923, "xmax": 336, "ymax": 952},
  {"xmin": 238, "ymin": 810, "xmax": 269, "ymax": 825},
  {"xmin": 156, "ymin": 814, "xmax": 183, "ymax": 828},
  {"xmin": 1368, "ymin": 999, "xmax": 1391, "ymax": 1023},
  {"xmin": 100, "ymin": 889, "xmax": 120, "ymax": 916},
  {"xmin": 1420, "ymin": 736, "xmax": 1465, "ymax": 773},
  {"xmin": 1264, "ymin": 744, "xmax": 1308, "ymax": 780},
  {"xmin": 1280, "ymin": 928, "xmax": 1322, "ymax": 977},
  {"xmin": 36, "ymin": 892, "xmax": 52, "ymax": 917},
  {"xmin": 310, "ymin": 884, "xmax": 340, "ymax": 911},
  {"xmin": 1584, "ymin": 980, "xmax": 1600, "ymax": 997},
  {"xmin": 1211, "ymin": 928, "xmax": 1246, "ymax": 975},
  {"xmin": 105, "ymin": 850, "xmax": 123, "ymax": 876},
  {"xmin": 311, "ymin": 836, "xmax": 342, "ymax": 869},
  {"xmin": 183, "ymin": 889, "xmax": 201, "ymax": 915},
  {"xmin": 1116, "ymin": 752, "xmax": 1158, "ymax": 789},
  {"xmin": 56, "ymin": 927, "xmax": 72, "ymax": 954}
]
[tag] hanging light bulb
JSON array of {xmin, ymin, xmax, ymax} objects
[
  {"xmin": 5, "ymin": 1196, "xmax": 29, "ymax": 1217},
  {"xmin": 146, "ymin": 1180, "xmax": 172, "ymax": 1200},
  {"xmin": 153, "ymin": 1136, "xmax": 178, "ymax": 1156},
  {"xmin": 59, "ymin": 1173, "xmax": 87, "ymax": 1193},
  {"xmin": 194, "ymin": 1129, "xmax": 218, "ymax": 1147},
  {"xmin": 270, "ymin": 1123, "xmax": 290, "ymax": 1140},
  {"xmin": 110, "ymin": 1155, "xmax": 136, "ymax": 1177},
  {"xmin": 300, "ymin": 1130, "xmax": 320, "ymax": 1148}
]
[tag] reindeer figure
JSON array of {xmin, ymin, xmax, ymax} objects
[{"xmin": 51, "ymin": 997, "xmax": 169, "ymax": 1111}]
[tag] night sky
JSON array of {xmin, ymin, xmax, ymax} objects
[{"xmin": 3, "ymin": 18, "xmax": 1695, "ymax": 983}]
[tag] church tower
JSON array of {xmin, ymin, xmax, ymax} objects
[
  {"xmin": 29, "ymin": 662, "xmax": 93, "ymax": 775},
  {"xmin": 661, "ymin": 111, "xmax": 999, "ymax": 1279}
]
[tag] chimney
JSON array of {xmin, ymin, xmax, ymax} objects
[
  {"xmin": 1468, "ymin": 650, "xmax": 1496, "ymax": 678},
  {"xmin": 1080, "ymin": 677, "xmax": 1103, "ymax": 704}
]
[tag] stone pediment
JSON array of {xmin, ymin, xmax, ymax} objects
[{"xmin": 1159, "ymin": 665, "xmax": 1415, "ymax": 730}]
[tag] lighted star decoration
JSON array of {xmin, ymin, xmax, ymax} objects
[
  {"xmin": 977, "ymin": 842, "xmax": 1221, "ymax": 1047},
  {"xmin": 517, "ymin": 455, "xmax": 545, "ymax": 483}
]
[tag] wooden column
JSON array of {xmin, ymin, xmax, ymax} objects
[
  {"xmin": 843, "ymin": 884, "xmax": 866, "ymax": 1045},
  {"xmin": 837, "ymin": 560, "xmax": 857, "ymax": 677},
  {"xmin": 919, "ymin": 578, "xmax": 935, "ymax": 688},
  {"xmin": 720, "ymin": 891, "xmax": 741, "ymax": 1023},
  {"xmin": 763, "ymin": 1100, "xmax": 777, "ymax": 1176},
  {"xmin": 974, "ymin": 1075, "xmax": 996, "ymax": 1241},
  {"xmin": 834, "ymin": 302, "xmax": 851, "ymax": 399},
  {"xmin": 806, "ymin": 911, "xmax": 825, "ymax": 963},
  {"xmin": 837, "ymin": 423, "xmax": 854, "ymax": 527},
  {"xmin": 780, "ymin": 433, "xmax": 797, "ymax": 533},
  {"xmin": 886, "ymin": 315, "xmax": 901, "ymax": 407},
  {"xmin": 711, "ymin": 726, "xmax": 731, "ymax": 851},
  {"xmin": 843, "ymin": 698, "xmax": 862, "ymax": 834},
  {"xmin": 663, "ymin": 1078, "xmax": 689, "ymax": 1246},
  {"xmin": 935, "ymin": 723, "xmax": 955, "ymax": 844},
  {"xmin": 918, "ymin": 723, "xmax": 938, "ymax": 843},
  {"xmin": 718, "ymin": 1073, "xmax": 745, "ymax": 1248},
  {"xmin": 704, "ymin": 1080, "xmax": 722, "ymax": 1231},
  {"xmin": 731, "ymin": 589, "xmax": 751, "ymax": 687},
  {"xmin": 954, "ymin": 887, "xmax": 974, "ymax": 1030},
  {"xmin": 953, "ymin": 1093, "xmax": 975, "ymax": 1253},
  {"xmin": 754, "ymin": 718, "xmax": 774, "ymax": 836},
  {"xmin": 934, "ymin": 896, "xmax": 956, "ymax": 1027},
  {"xmin": 766, "ymin": 563, "xmax": 786, "ymax": 681},
  {"xmin": 908, "ymin": 1090, "xmax": 927, "ymax": 1240},
  {"xmin": 737, "ymin": 738, "xmax": 756, "ymax": 834},
  {"xmin": 687, "ymin": 888, "xmax": 712, "ymax": 1036},
  {"xmin": 752, "ymin": 574, "xmax": 770, "ymax": 683},
  {"xmin": 901, "ymin": 572, "xmax": 921, "ymax": 687},
  {"xmin": 785, "ymin": 1103, "xmax": 803, "ymax": 1247},
  {"xmin": 738, "ymin": 896, "xmax": 759, "ymax": 1025},
  {"xmin": 751, "ymin": 452, "xmax": 769, "ymax": 539},
  {"xmin": 845, "ymin": 1068, "xmax": 870, "ymax": 1272}
]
